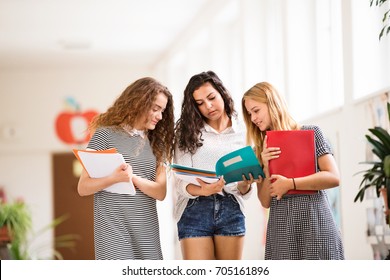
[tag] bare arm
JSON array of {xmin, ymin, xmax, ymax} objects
[
  {"xmin": 257, "ymin": 135, "xmax": 280, "ymax": 208},
  {"xmin": 257, "ymin": 166, "xmax": 272, "ymax": 208},
  {"xmin": 269, "ymin": 153, "xmax": 340, "ymax": 200},
  {"xmin": 78, "ymin": 163, "xmax": 132, "ymax": 196},
  {"xmin": 237, "ymin": 180, "xmax": 252, "ymax": 195},
  {"xmin": 132, "ymin": 164, "xmax": 167, "ymax": 201},
  {"xmin": 185, "ymin": 176, "xmax": 225, "ymax": 196}
]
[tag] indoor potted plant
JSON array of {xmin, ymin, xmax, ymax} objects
[
  {"xmin": 355, "ymin": 1, "xmax": 390, "ymax": 237},
  {"xmin": 355, "ymin": 102, "xmax": 390, "ymax": 225},
  {"xmin": 0, "ymin": 190, "xmax": 77, "ymax": 260},
  {"xmin": 0, "ymin": 197, "xmax": 32, "ymax": 260},
  {"xmin": 361, "ymin": 1, "xmax": 390, "ymax": 212},
  {"xmin": 355, "ymin": 101, "xmax": 390, "ymax": 259}
]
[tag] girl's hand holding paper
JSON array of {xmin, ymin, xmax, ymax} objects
[{"xmin": 112, "ymin": 163, "xmax": 133, "ymax": 184}]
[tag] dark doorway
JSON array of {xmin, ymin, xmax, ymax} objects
[{"xmin": 52, "ymin": 152, "xmax": 94, "ymax": 259}]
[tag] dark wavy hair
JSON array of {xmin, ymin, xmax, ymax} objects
[
  {"xmin": 174, "ymin": 71, "xmax": 236, "ymax": 154},
  {"xmin": 89, "ymin": 77, "xmax": 175, "ymax": 164}
]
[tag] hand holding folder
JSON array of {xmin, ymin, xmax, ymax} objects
[
  {"xmin": 171, "ymin": 146, "xmax": 264, "ymax": 186},
  {"xmin": 266, "ymin": 130, "xmax": 317, "ymax": 195},
  {"xmin": 170, "ymin": 165, "xmax": 219, "ymax": 186},
  {"xmin": 73, "ymin": 148, "xmax": 136, "ymax": 195}
]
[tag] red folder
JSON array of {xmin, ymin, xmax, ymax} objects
[{"xmin": 266, "ymin": 130, "xmax": 317, "ymax": 195}]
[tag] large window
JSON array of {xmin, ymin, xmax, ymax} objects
[
  {"xmin": 263, "ymin": 0, "xmax": 344, "ymax": 121},
  {"xmin": 351, "ymin": 0, "xmax": 390, "ymax": 100},
  {"xmin": 155, "ymin": 0, "xmax": 346, "ymax": 121}
]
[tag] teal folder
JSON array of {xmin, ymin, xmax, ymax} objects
[
  {"xmin": 215, "ymin": 146, "xmax": 265, "ymax": 183},
  {"xmin": 171, "ymin": 146, "xmax": 264, "ymax": 184}
]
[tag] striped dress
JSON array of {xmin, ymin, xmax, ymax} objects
[
  {"xmin": 265, "ymin": 125, "xmax": 344, "ymax": 260},
  {"xmin": 87, "ymin": 126, "xmax": 163, "ymax": 260}
]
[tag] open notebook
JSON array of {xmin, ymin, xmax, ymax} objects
[{"xmin": 171, "ymin": 146, "xmax": 264, "ymax": 186}]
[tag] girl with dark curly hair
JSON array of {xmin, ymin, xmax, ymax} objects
[
  {"xmin": 77, "ymin": 77, "xmax": 175, "ymax": 260},
  {"xmin": 173, "ymin": 71, "xmax": 255, "ymax": 260}
]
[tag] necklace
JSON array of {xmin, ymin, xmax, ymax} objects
[{"xmin": 121, "ymin": 124, "xmax": 146, "ymax": 138}]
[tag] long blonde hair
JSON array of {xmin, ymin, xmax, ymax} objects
[{"xmin": 241, "ymin": 82, "xmax": 298, "ymax": 161}]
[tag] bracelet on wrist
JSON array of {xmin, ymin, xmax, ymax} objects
[
  {"xmin": 292, "ymin": 178, "xmax": 296, "ymax": 190},
  {"xmin": 239, "ymin": 184, "xmax": 252, "ymax": 195}
]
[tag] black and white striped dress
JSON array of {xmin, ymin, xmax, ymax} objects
[
  {"xmin": 265, "ymin": 125, "xmax": 344, "ymax": 260},
  {"xmin": 87, "ymin": 126, "xmax": 163, "ymax": 260}
]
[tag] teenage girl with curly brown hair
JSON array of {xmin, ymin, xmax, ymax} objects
[{"xmin": 77, "ymin": 77, "xmax": 175, "ymax": 260}]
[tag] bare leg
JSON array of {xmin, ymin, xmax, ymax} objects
[
  {"xmin": 180, "ymin": 237, "xmax": 215, "ymax": 260},
  {"xmin": 214, "ymin": 235, "xmax": 244, "ymax": 260}
]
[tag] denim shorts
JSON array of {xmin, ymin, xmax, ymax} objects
[{"xmin": 177, "ymin": 192, "xmax": 245, "ymax": 240}]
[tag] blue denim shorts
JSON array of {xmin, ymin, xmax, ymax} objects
[{"xmin": 177, "ymin": 192, "xmax": 245, "ymax": 240}]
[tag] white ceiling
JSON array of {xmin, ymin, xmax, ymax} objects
[{"xmin": 0, "ymin": 0, "xmax": 211, "ymax": 68}]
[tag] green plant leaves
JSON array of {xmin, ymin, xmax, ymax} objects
[
  {"xmin": 0, "ymin": 202, "xmax": 78, "ymax": 259},
  {"xmin": 355, "ymin": 102, "xmax": 390, "ymax": 213},
  {"xmin": 370, "ymin": 0, "xmax": 390, "ymax": 40},
  {"xmin": 384, "ymin": 155, "xmax": 390, "ymax": 177},
  {"xmin": 0, "ymin": 200, "xmax": 32, "ymax": 260},
  {"xmin": 369, "ymin": 127, "xmax": 390, "ymax": 153},
  {"xmin": 0, "ymin": 201, "xmax": 32, "ymax": 242}
]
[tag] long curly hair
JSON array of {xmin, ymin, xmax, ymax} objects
[
  {"xmin": 174, "ymin": 71, "xmax": 236, "ymax": 154},
  {"xmin": 241, "ymin": 82, "xmax": 298, "ymax": 162},
  {"xmin": 89, "ymin": 77, "xmax": 175, "ymax": 164}
]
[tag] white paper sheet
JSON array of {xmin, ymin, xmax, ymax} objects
[
  {"xmin": 173, "ymin": 172, "xmax": 219, "ymax": 186},
  {"xmin": 76, "ymin": 150, "xmax": 136, "ymax": 195}
]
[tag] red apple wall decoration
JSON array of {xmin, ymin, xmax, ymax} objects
[{"xmin": 55, "ymin": 97, "xmax": 99, "ymax": 145}]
